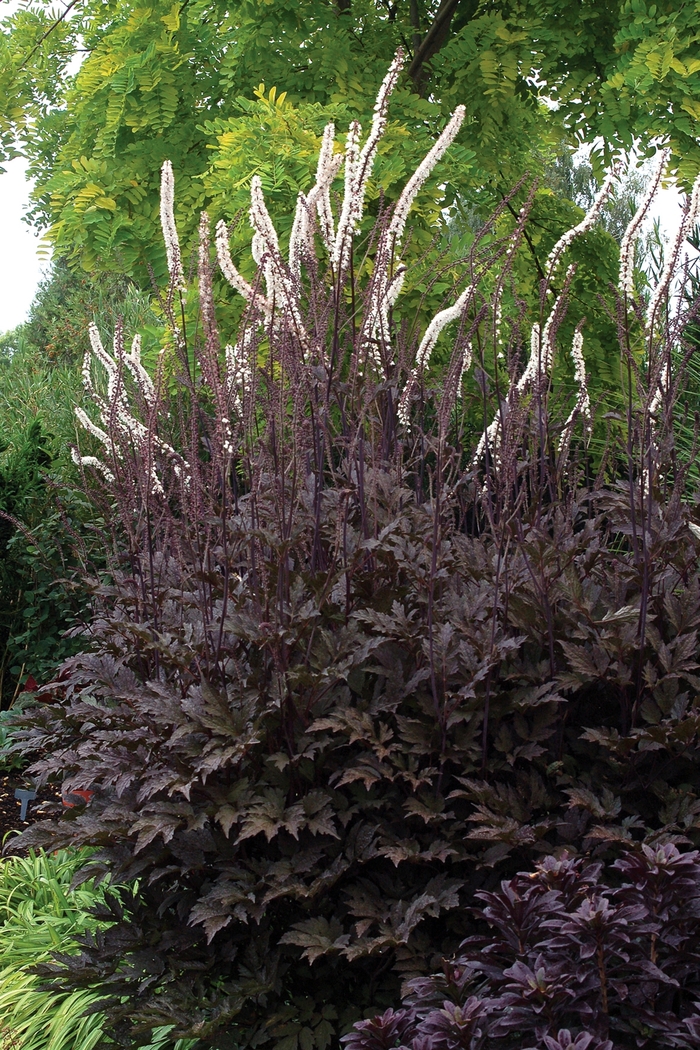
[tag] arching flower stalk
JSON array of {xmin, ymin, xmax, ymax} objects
[
  {"xmin": 516, "ymin": 321, "xmax": 544, "ymax": 397},
  {"xmin": 493, "ymin": 295, "xmax": 503, "ymax": 357},
  {"xmin": 70, "ymin": 450, "xmax": 115, "ymax": 483},
  {"xmin": 645, "ymin": 169, "xmax": 700, "ymax": 337},
  {"xmin": 312, "ymin": 123, "xmax": 341, "ymax": 253},
  {"xmin": 362, "ymin": 103, "xmax": 466, "ymax": 362},
  {"xmin": 472, "ymin": 414, "xmax": 504, "ymax": 471},
  {"xmin": 121, "ymin": 334, "xmax": 156, "ymax": 407},
  {"xmin": 225, "ymin": 332, "xmax": 254, "ymax": 417},
  {"xmin": 289, "ymin": 193, "xmax": 312, "ymax": 286},
  {"xmin": 385, "ymin": 105, "xmax": 466, "ymax": 256},
  {"xmin": 545, "ymin": 169, "xmax": 617, "ymax": 288},
  {"xmin": 211, "ymin": 49, "xmax": 466, "ymax": 375},
  {"xmin": 74, "ymin": 323, "xmax": 186, "ymax": 495},
  {"xmin": 74, "ymin": 406, "xmax": 110, "ymax": 448},
  {"xmin": 160, "ymin": 160, "xmax": 186, "ymax": 293},
  {"xmin": 399, "ymin": 172, "xmax": 533, "ymax": 432},
  {"xmin": 618, "ymin": 150, "xmax": 669, "ymax": 298},
  {"xmin": 558, "ymin": 325, "xmax": 591, "ymax": 459},
  {"xmin": 530, "ymin": 266, "xmax": 576, "ymax": 390},
  {"xmin": 332, "ymin": 120, "xmax": 362, "ymax": 277},
  {"xmin": 198, "ymin": 210, "xmax": 237, "ymax": 447},
  {"xmin": 641, "ymin": 167, "xmax": 700, "ymax": 494},
  {"xmin": 458, "ymin": 341, "xmax": 473, "ymax": 389},
  {"xmin": 474, "ymin": 265, "xmax": 577, "ymax": 471},
  {"xmin": 333, "ymin": 49, "xmax": 405, "ymax": 276},
  {"xmin": 364, "ymin": 264, "xmax": 407, "ymax": 373},
  {"xmin": 398, "ymin": 285, "xmax": 474, "ymax": 425},
  {"xmin": 215, "ymin": 221, "xmax": 270, "ymax": 316},
  {"xmin": 649, "ymin": 356, "xmax": 671, "ymax": 420},
  {"xmin": 248, "ymin": 175, "xmax": 305, "ymax": 340}
]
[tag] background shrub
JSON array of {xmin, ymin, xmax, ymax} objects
[
  {"xmin": 0, "ymin": 266, "xmax": 158, "ymax": 706},
  {"xmin": 0, "ymin": 357, "xmax": 88, "ymax": 707}
]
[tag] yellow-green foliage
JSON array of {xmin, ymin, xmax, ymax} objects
[
  {"xmin": 10, "ymin": 0, "xmax": 700, "ymax": 287},
  {"xmin": 0, "ymin": 849, "xmax": 107, "ymax": 1050},
  {"xmin": 0, "ymin": 848, "xmax": 197, "ymax": 1050},
  {"xmin": 199, "ymin": 86, "xmax": 456, "ymax": 256}
]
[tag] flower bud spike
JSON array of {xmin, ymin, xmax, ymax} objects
[
  {"xmin": 619, "ymin": 150, "xmax": 669, "ymax": 298},
  {"xmin": 160, "ymin": 160, "xmax": 186, "ymax": 292},
  {"xmin": 545, "ymin": 168, "xmax": 617, "ymax": 286}
]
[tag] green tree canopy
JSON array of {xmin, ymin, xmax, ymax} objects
[{"xmin": 1, "ymin": 0, "xmax": 699, "ymax": 280}]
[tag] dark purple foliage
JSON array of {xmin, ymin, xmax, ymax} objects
[{"xmin": 348, "ymin": 846, "xmax": 700, "ymax": 1049}]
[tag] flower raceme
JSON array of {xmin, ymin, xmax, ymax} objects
[
  {"xmin": 472, "ymin": 156, "xmax": 700, "ymax": 473},
  {"xmin": 72, "ymin": 321, "xmax": 187, "ymax": 494},
  {"xmin": 75, "ymin": 50, "xmax": 478, "ymax": 479},
  {"xmin": 209, "ymin": 46, "xmax": 468, "ymax": 368},
  {"xmin": 74, "ymin": 53, "xmax": 700, "ymax": 491},
  {"xmin": 160, "ymin": 161, "xmax": 186, "ymax": 294},
  {"xmin": 644, "ymin": 167, "xmax": 700, "ymax": 338},
  {"xmin": 618, "ymin": 149, "xmax": 668, "ymax": 300}
]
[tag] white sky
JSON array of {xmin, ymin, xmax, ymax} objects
[
  {"xmin": 0, "ymin": 157, "xmax": 50, "ymax": 333},
  {"xmin": 0, "ymin": 0, "xmax": 49, "ymax": 333}
]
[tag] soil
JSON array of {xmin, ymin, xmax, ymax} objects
[{"xmin": 0, "ymin": 771, "xmax": 63, "ymax": 853}]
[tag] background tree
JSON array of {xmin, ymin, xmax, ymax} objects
[{"xmin": 2, "ymin": 0, "xmax": 699, "ymax": 284}]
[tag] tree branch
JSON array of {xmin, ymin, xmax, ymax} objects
[
  {"xmin": 407, "ymin": 0, "xmax": 461, "ymax": 91},
  {"xmin": 16, "ymin": 0, "xmax": 83, "ymax": 73},
  {"xmin": 409, "ymin": 0, "xmax": 421, "ymax": 52}
]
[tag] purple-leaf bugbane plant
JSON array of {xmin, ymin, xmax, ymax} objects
[{"xmin": 8, "ymin": 49, "xmax": 700, "ymax": 1050}]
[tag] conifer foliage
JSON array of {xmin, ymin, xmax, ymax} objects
[{"xmin": 9, "ymin": 55, "xmax": 700, "ymax": 1050}]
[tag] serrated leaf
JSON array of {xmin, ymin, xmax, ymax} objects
[{"xmin": 279, "ymin": 918, "xmax": 350, "ymax": 963}]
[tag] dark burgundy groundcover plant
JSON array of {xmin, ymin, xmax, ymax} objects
[{"xmin": 345, "ymin": 845, "xmax": 700, "ymax": 1049}]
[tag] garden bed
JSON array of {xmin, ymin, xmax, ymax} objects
[{"xmin": 0, "ymin": 774, "xmax": 62, "ymax": 849}]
